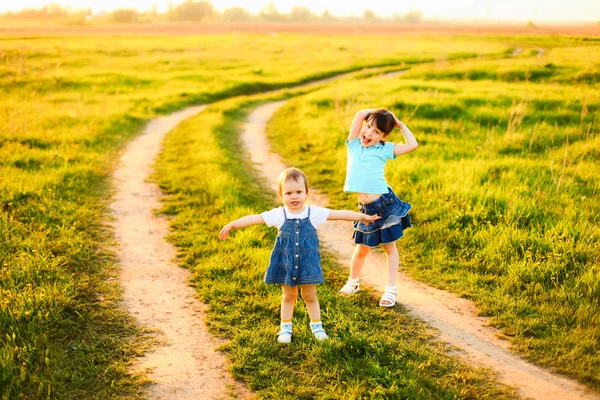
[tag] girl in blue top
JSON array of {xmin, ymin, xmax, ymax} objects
[
  {"xmin": 339, "ymin": 108, "xmax": 418, "ymax": 307},
  {"xmin": 219, "ymin": 168, "xmax": 379, "ymax": 343}
]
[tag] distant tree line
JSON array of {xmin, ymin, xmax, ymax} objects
[
  {"xmin": 0, "ymin": 1, "xmax": 425, "ymax": 24},
  {"xmin": 1, "ymin": 3, "xmax": 92, "ymax": 24}
]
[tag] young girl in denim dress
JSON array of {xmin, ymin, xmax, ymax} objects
[
  {"xmin": 219, "ymin": 168, "xmax": 379, "ymax": 343},
  {"xmin": 339, "ymin": 108, "xmax": 418, "ymax": 307}
]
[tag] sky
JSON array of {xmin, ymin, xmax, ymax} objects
[{"xmin": 1, "ymin": 0, "xmax": 599, "ymax": 22}]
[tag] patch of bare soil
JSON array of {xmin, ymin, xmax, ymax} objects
[
  {"xmin": 109, "ymin": 106, "xmax": 251, "ymax": 399},
  {"xmin": 241, "ymin": 100, "xmax": 599, "ymax": 400}
]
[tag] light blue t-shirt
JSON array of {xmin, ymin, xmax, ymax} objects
[{"xmin": 344, "ymin": 137, "xmax": 396, "ymax": 194}]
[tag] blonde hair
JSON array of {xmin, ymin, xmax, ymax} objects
[{"xmin": 277, "ymin": 168, "xmax": 309, "ymax": 197}]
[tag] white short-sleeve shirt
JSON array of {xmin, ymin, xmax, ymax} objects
[{"xmin": 261, "ymin": 205, "xmax": 330, "ymax": 230}]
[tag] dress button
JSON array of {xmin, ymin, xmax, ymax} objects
[
  {"xmin": 295, "ymin": 243, "xmax": 299, "ymax": 246},
  {"xmin": 295, "ymin": 266, "xmax": 298, "ymax": 269},
  {"xmin": 293, "ymin": 277, "xmax": 297, "ymax": 280},
  {"xmin": 295, "ymin": 254, "xmax": 299, "ymax": 257}
]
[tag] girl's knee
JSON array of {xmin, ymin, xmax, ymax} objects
[
  {"xmin": 356, "ymin": 244, "xmax": 371, "ymax": 257},
  {"xmin": 281, "ymin": 285, "xmax": 298, "ymax": 303},
  {"xmin": 302, "ymin": 292, "xmax": 318, "ymax": 304},
  {"xmin": 300, "ymin": 285, "xmax": 318, "ymax": 304},
  {"xmin": 282, "ymin": 292, "xmax": 298, "ymax": 304},
  {"xmin": 383, "ymin": 242, "xmax": 398, "ymax": 255}
]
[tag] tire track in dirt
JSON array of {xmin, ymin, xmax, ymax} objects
[
  {"xmin": 241, "ymin": 100, "xmax": 599, "ymax": 400},
  {"xmin": 109, "ymin": 106, "xmax": 250, "ymax": 399},
  {"xmin": 107, "ymin": 66, "xmax": 400, "ymax": 399},
  {"xmin": 107, "ymin": 58, "xmax": 593, "ymax": 399}
]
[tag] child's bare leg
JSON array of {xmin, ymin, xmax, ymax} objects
[
  {"xmin": 382, "ymin": 242, "xmax": 399, "ymax": 286},
  {"xmin": 277, "ymin": 285, "xmax": 298, "ymax": 343},
  {"xmin": 350, "ymin": 243, "xmax": 371, "ymax": 279},
  {"xmin": 300, "ymin": 284, "xmax": 320, "ymax": 321},
  {"xmin": 380, "ymin": 241, "xmax": 400, "ymax": 307},
  {"xmin": 339, "ymin": 244, "xmax": 370, "ymax": 297},
  {"xmin": 301, "ymin": 284, "xmax": 329, "ymax": 340},
  {"xmin": 281, "ymin": 284, "xmax": 298, "ymax": 321}
]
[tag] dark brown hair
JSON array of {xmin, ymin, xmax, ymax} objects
[
  {"xmin": 277, "ymin": 168, "xmax": 309, "ymax": 197},
  {"xmin": 365, "ymin": 108, "xmax": 395, "ymax": 136}
]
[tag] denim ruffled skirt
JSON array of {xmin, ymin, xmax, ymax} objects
[{"xmin": 352, "ymin": 187, "xmax": 412, "ymax": 247}]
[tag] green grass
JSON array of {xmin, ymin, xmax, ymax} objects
[
  {"xmin": 153, "ymin": 94, "xmax": 518, "ymax": 398},
  {"xmin": 265, "ymin": 41, "xmax": 600, "ymax": 390},
  {"xmin": 409, "ymin": 36, "xmax": 600, "ymax": 85},
  {"xmin": 1, "ymin": 32, "xmax": 513, "ymax": 398}
]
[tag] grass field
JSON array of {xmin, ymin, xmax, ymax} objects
[
  {"xmin": 0, "ymin": 31, "xmax": 511, "ymax": 399},
  {"xmin": 264, "ymin": 37, "xmax": 600, "ymax": 389},
  {"xmin": 152, "ymin": 93, "xmax": 518, "ymax": 398},
  {"xmin": 1, "ymin": 25, "xmax": 598, "ymax": 398}
]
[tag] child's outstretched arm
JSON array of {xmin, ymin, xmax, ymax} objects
[
  {"xmin": 327, "ymin": 210, "xmax": 380, "ymax": 225},
  {"xmin": 390, "ymin": 113, "xmax": 418, "ymax": 156},
  {"xmin": 219, "ymin": 214, "xmax": 265, "ymax": 240},
  {"xmin": 348, "ymin": 109, "xmax": 378, "ymax": 142}
]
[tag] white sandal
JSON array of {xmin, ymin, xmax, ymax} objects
[
  {"xmin": 310, "ymin": 322, "xmax": 329, "ymax": 341},
  {"xmin": 277, "ymin": 322, "xmax": 293, "ymax": 343},
  {"xmin": 379, "ymin": 286, "xmax": 397, "ymax": 307},
  {"xmin": 339, "ymin": 277, "xmax": 360, "ymax": 296}
]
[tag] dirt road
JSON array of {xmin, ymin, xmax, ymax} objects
[
  {"xmin": 108, "ymin": 66, "xmax": 597, "ymax": 399},
  {"xmin": 109, "ymin": 106, "xmax": 250, "ymax": 400},
  {"xmin": 240, "ymin": 100, "xmax": 599, "ymax": 400}
]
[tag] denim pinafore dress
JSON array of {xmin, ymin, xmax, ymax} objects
[{"xmin": 264, "ymin": 207, "xmax": 324, "ymax": 287}]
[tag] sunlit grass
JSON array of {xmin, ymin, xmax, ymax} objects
[
  {"xmin": 153, "ymin": 94, "xmax": 517, "ymax": 398},
  {"xmin": 0, "ymin": 32, "xmax": 515, "ymax": 398},
  {"xmin": 409, "ymin": 37, "xmax": 600, "ymax": 85},
  {"xmin": 265, "ymin": 42, "xmax": 600, "ymax": 390}
]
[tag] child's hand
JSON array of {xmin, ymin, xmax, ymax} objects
[
  {"xmin": 362, "ymin": 214, "xmax": 381, "ymax": 226},
  {"xmin": 219, "ymin": 224, "xmax": 232, "ymax": 240},
  {"xmin": 391, "ymin": 112, "xmax": 403, "ymax": 128}
]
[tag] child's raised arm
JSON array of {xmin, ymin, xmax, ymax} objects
[
  {"xmin": 219, "ymin": 214, "xmax": 265, "ymax": 240},
  {"xmin": 391, "ymin": 113, "xmax": 418, "ymax": 156},
  {"xmin": 348, "ymin": 109, "xmax": 378, "ymax": 142},
  {"xmin": 327, "ymin": 210, "xmax": 380, "ymax": 225}
]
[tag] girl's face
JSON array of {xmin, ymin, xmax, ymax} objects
[
  {"xmin": 281, "ymin": 178, "xmax": 308, "ymax": 213},
  {"xmin": 360, "ymin": 119, "xmax": 387, "ymax": 148}
]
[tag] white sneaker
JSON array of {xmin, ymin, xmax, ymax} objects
[
  {"xmin": 277, "ymin": 322, "xmax": 293, "ymax": 343},
  {"xmin": 310, "ymin": 322, "xmax": 329, "ymax": 341}
]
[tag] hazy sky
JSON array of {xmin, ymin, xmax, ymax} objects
[{"xmin": 2, "ymin": 0, "xmax": 599, "ymax": 22}]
